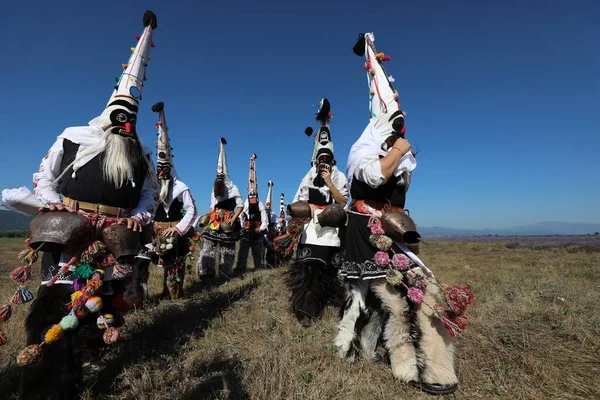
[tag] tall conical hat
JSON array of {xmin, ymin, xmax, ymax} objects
[
  {"xmin": 353, "ymin": 32, "xmax": 406, "ymax": 141},
  {"xmin": 304, "ymin": 98, "xmax": 334, "ymax": 167},
  {"xmin": 265, "ymin": 180, "xmax": 274, "ymax": 211},
  {"xmin": 97, "ymin": 11, "xmax": 158, "ymax": 137},
  {"xmin": 216, "ymin": 138, "xmax": 229, "ymax": 177},
  {"xmin": 151, "ymin": 102, "xmax": 173, "ymax": 180},
  {"xmin": 247, "ymin": 153, "xmax": 258, "ymax": 204}
]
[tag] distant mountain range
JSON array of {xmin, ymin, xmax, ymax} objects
[
  {"xmin": 0, "ymin": 209, "xmax": 33, "ymax": 231},
  {"xmin": 419, "ymin": 221, "xmax": 600, "ymax": 237},
  {"xmin": 0, "ymin": 209, "xmax": 598, "ymax": 237}
]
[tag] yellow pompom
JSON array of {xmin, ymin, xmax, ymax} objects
[
  {"xmin": 44, "ymin": 324, "xmax": 64, "ymax": 343},
  {"xmin": 71, "ymin": 291, "xmax": 83, "ymax": 302}
]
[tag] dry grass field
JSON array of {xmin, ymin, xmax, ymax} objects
[{"xmin": 1, "ymin": 237, "xmax": 599, "ymax": 399}]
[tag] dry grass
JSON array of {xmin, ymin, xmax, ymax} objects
[{"xmin": 1, "ymin": 238, "xmax": 600, "ymax": 399}]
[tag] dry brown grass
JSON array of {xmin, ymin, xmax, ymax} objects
[{"xmin": 1, "ymin": 238, "xmax": 599, "ymax": 399}]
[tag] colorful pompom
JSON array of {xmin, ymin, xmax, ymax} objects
[
  {"xmin": 71, "ymin": 291, "xmax": 83, "ymax": 303},
  {"xmin": 442, "ymin": 285, "xmax": 474, "ymax": 315},
  {"xmin": 407, "ymin": 287, "xmax": 424, "ymax": 304},
  {"xmin": 72, "ymin": 263, "xmax": 95, "ymax": 279},
  {"xmin": 0, "ymin": 329, "xmax": 7, "ymax": 346},
  {"xmin": 59, "ymin": 315, "xmax": 79, "ymax": 331},
  {"xmin": 72, "ymin": 278, "xmax": 86, "ymax": 291},
  {"xmin": 18, "ymin": 247, "xmax": 38, "ymax": 264},
  {"xmin": 374, "ymin": 251, "xmax": 390, "ymax": 267},
  {"xmin": 392, "ymin": 253, "xmax": 411, "ymax": 271},
  {"xmin": 43, "ymin": 324, "xmax": 64, "ymax": 343},
  {"xmin": 386, "ymin": 269, "xmax": 404, "ymax": 287},
  {"xmin": 97, "ymin": 314, "xmax": 114, "ymax": 329},
  {"xmin": 75, "ymin": 309, "xmax": 88, "ymax": 318},
  {"xmin": 102, "ymin": 254, "xmax": 118, "ymax": 268},
  {"xmin": 0, "ymin": 304, "xmax": 12, "ymax": 322},
  {"xmin": 82, "ymin": 279, "xmax": 103, "ymax": 296},
  {"xmin": 17, "ymin": 344, "xmax": 44, "ymax": 367},
  {"xmin": 85, "ymin": 296, "xmax": 103, "ymax": 313},
  {"xmin": 375, "ymin": 235, "xmax": 393, "ymax": 251},
  {"xmin": 10, "ymin": 265, "xmax": 31, "ymax": 284},
  {"xmin": 12, "ymin": 287, "xmax": 34, "ymax": 304},
  {"xmin": 92, "ymin": 269, "xmax": 105, "ymax": 281},
  {"xmin": 369, "ymin": 222, "xmax": 385, "ymax": 235},
  {"xmin": 411, "ymin": 273, "xmax": 429, "ymax": 290},
  {"xmin": 103, "ymin": 327, "xmax": 119, "ymax": 344}
]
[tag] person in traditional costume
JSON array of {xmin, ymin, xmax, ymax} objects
[
  {"xmin": 196, "ymin": 138, "xmax": 244, "ymax": 280},
  {"xmin": 6, "ymin": 11, "xmax": 160, "ymax": 399},
  {"xmin": 280, "ymin": 99, "xmax": 349, "ymax": 328},
  {"xmin": 264, "ymin": 188, "xmax": 285, "ymax": 268},
  {"xmin": 134, "ymin": 102, "xmax": 197, "ymax": 301},
  {"xmin": 235, "ymin": 154, "xmax": 268, "ymax": 273},
  {"xmin": 333, "ymin": 33, "xmax": 473, "ymax": 396}
]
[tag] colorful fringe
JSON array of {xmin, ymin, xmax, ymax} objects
[{"xmin": 273, "ymin": 217, "xmax": 309, "ymax": 258}]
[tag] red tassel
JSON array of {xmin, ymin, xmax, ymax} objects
[
  {"xmin": 10, "ymin": 266, "xmax": 31, "ymax": 284},
  {"xmin": 135, "ymin": 35, "xmax": 141, "ymax": 40},
  {"xmin": 0, "ymin": 329, "xmax": 7, "ymax": 346},
  {"xmin": 442, "ymin": 285, "xmax": 474, "ymax": 315},
  {"xmin": 151, "ymin": 43, "xmax": 156, "ymax": 48},
  {"xmin": 0, "ymin": 304, "xmax": 12, "ymax": 322}
]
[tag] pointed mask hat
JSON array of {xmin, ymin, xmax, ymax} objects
[
  {"xmin": 216, "ymin": 137, "xmax": 229, "ymax": 178},
  {"xmin": 151, "ymin": 102, "xmax": 174, "ymax": 180},
  {"xmin": 94, "ymin": 11, "xmax": 158, "ymax": 137},
  {"xmin": 265, "ymin": 180, "xmax": 274, "ymax": 212},
  {"xmin": 304, "ymin": 98, "xmax": 335, "ymax": 171}
]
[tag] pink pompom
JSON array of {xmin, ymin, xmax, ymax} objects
[
  {"xmin": 103, "ymin": 327, "xmax": 119, "ymax": 344},
  {"xmin": 72, "ymin": 278, "xmax": 86, "ymax": 291},
  {"xmin": 407, "ymin": 287, "xmax": 424, "ymax": 304},
  {"xmin": 374, "ymin": 251, "xmax": 390, "ymax": 266},
  {"xmin": 370, "ymin": 222, "xmax": 385, "ymax": 235},
  {"xmin": 392, "ymin": 253, "xmax": 411, "ymax": 271}
]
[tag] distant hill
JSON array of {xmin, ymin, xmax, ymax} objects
[
  {"xmin": 0, "ymin": 209, "xmax": 32, "ymax": 231},
  {"xmin": 1, "ymin": 208, "xmax": 598, "ymax": 237},
  {"xmin": 419, "ymin": 221, "xmax": 600, "ymax": 237}
]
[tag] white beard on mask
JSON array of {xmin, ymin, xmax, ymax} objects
[
  {"xmin": 159, "ymin": 178, "xmax": 171, "ymax": 204},
  {"xmin": 56, "ymin": 128, "xmax": 150, "ymax": 189}
]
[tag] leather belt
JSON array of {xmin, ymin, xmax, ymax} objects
[
  {"xmin": 63, "ymin": 196, "xmax": 130, "ymax": 218},
  {"xmin": 350, "ymin": 199, "xmax": 404, "ymax": 214},
  {"xmin": 154, "ymin": 220, "xmax": 181, "ymax": 229}
]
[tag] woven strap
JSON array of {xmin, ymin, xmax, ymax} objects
[{"xmin": 63, "ymin": 197, "xmax": 130, "ymax": 218}]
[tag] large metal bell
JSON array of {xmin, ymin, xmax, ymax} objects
[
  {"xmin": 380, "ymin": 211, "xmax": 421, "ymax": 244},
  {"xmin": 101, "ymin": 224, "xmax": 140, "ymax": 260},
  {"xmin": 29, "ymin": 212, "xmax": 92, "ymax": 252},
  {"xmin": 317, "ymin": 203, "xmax": 347, "ymax": 228},
  {"xmin": 287, "ymin": 201, "xmax": 311, "ymax": 219}
]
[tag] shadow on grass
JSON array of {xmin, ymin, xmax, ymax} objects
[
  {"xmin": 87, "ymin": 280, "xmax": 258, "ymax": 397},
  {"xmin": 180, "ymin": 358, "xmax": 250, "ymax": 400}
]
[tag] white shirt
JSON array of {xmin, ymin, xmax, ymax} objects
[{"xmin": 164, "ymin": 189, "xmax": 197, "ymax": 236}]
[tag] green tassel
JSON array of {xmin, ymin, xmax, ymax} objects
[{"xmin": 72, "ymin": 264, "xmax": 95, "ymax": 279}]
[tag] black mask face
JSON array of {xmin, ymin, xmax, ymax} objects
[
  {"xmin": 157, "ymin": 161, "xmax": 172, "ymax": 180},
  {"xmin": 106, "ymin": 99, "xmax": 139, "ymax": 137}
]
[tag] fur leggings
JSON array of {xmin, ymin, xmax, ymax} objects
[
  {"xmin": 285, "ymin": 259, "xmax": 339, "ymax": 322},
  {"xmin": 196, "ymin": 238, "xmax": 236, "ymax": 279},
  {"xmin": 333, "ymin": 275, "xmax": 458, "ymax": 385}
]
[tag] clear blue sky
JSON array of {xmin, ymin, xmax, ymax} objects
[{"xmin": 1, "ymin": 0, "xmax": 598, "ymax": 229}]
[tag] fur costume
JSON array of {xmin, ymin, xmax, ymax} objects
[
  {"xmin": 284, "ymin": 98, "xmax": 349, "ymax": 327},
  {"xmin": 334, "ymin": 33, "xmax": 473, "ymax": 396},
  {"xmin": 7, "ymin": 11, "xmax": 160, "ymax": 399}
]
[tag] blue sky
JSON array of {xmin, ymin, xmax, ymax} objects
[{"xmin": 1, "ymin": 0, "xmax": 598, "ymax": 229}]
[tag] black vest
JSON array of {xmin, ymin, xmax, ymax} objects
[
  {"xmin": 154, "ymin": 199, "xmax": 183, "ymax": 222},
  {"xmin": 350, "ymin": 175, "xmax": 407, "ymax": 209},
  {"xmin": 57, "ymin": 139, "xmax": 147, "ymax": 209},
  {"xmin": 215, "ymin": 197, "xmax": 237, "ymax": 211},
  {"xmin": 308, "ymin": 188, "xmax": 333, "ymax": 207}
]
